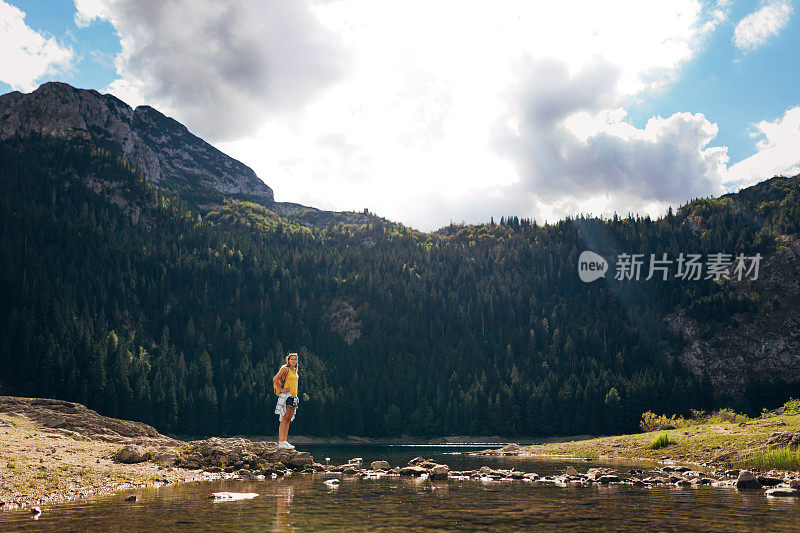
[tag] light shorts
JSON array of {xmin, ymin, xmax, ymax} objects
[{"xmin": 275, "ymin": 393, "xmax": 299, "ymax": 422}]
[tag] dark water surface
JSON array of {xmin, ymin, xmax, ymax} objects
[{"xmin": 2, "ymin": 445, "xmax": 800, "ymax": 532}]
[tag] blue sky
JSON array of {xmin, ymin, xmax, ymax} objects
[
  {"xmin": 1, "ymin": 0, "xmax": 799, "ymax": 230},
  {"xmin": 626, "ymin": 0, "xmax": 800, "ymax": 163},
  {"xmin": 0, "ymin": 0, "xmax": 119, "ymax": 93}
]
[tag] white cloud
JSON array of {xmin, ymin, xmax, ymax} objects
[
  {"xmin": 0, "ymin": 1, "xmax": 73, "ymax": 91},
  {"xmin": 73, "ymin": 0, "xmax": 108, "ymax": 28},
  {"xmin": 733, "ymin": 0, "xmax": 793, "ymax": 51},
  {"xmin": 726, "ymin": 106, "xmax": 800, "ymax": 188},
  {"xmin": 495, "ymin": 58, "xmax": 728, "ymax": 222},
  {"xmin": 75, "ymin": 0, "xmax": 345, "ymax": 141},
  {"xmin": 215, "ymin": 1, "xmax": 728, "ymax": 230},
  {"xmin": 70, "ymin": 0, "xmax": 732, "ymax": 230}
]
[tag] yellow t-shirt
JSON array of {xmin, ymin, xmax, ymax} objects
[{"xmin": 283, "ymin": 368, "xmax": 298, "ymax": 396}]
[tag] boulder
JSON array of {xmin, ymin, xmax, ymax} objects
[
  {"xmin": 565, "ymin": 466, "xmax": 580, "ymax": 477},
  {"xmin": 150, "ymin": 447, "xmax": 180, "ymax": 466},
  {"xmin": 757, "ymin": 476, "xmax": 783, "ymax": 487},
  {"xmin": 586, "ymin": 468, "xmax": 617, "ymax": 481},
  {"xmin": 429, "ymin": 465, "xmax": 450, "ymax": 480},
  {"xmin": 371, "ymin": 460, "xmax": 390, "ymax": 471},
  {"xmin": 283, "ymin": 452, "xmax": 313, "ymax": 468},
  {"xmin": 597, "ymin": 475, "xmax": 621, "ymax": 484},
  {"xmin": 115, "ymin": 445, "xmax": 150, "ymax": 464},
  {"xmin": 400, "ymin": 466, "xmax": 428, "ymax": 476},
  {"xmin": 408, "ymin": 456, "xmax": 426, "ymax": 466},
  {"xmin": 736, "ymin": 470, "xmax": 761, "ymax": 489}
]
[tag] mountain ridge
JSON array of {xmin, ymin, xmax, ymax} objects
[
  {"xmin": 0, "ymin": 82, "xmax": 375, "ymax": 228},
  {"xmin": 0, "ymin": 81, "xmax": 273, "ymax": 204}
]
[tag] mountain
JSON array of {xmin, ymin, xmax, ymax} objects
[
  {"xmin": 0, "ymin": 82, "xmax": 272, "ymax": 205},
  {"xmin": 0, "ymin": 82, "xmax": 372, "ymax": 227},
  {"xmin": 666, "ymin": 180, "xmax": 800, "ymax": 403},
  {"xmin": 1, "ymin": 82, "xmax": 799, "ymax": 438}
]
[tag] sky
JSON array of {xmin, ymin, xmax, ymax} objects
[{"xmin": 1, "ymin": 1, "xmax": 799, "ymax": 231}]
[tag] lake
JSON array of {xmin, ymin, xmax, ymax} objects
[{"xmin": 2, "ymin": 445, "xmax": 799, "ymax": 531}]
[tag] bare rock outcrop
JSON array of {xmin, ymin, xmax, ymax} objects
[
  {"xmin": 766, "ymin": 430, "xmax": 800, "ymax": 450},
  {"xmin": 178, "ymin": 437, "xmax": 314, "ymax": 473},
  {"xmin": 0, "ymin": 396, "xmax": 171, "ymax": 444},
  {"xmin": 326, "ymin": 300, "xmax": 362, "ymax": 345},
  {"xmin": 665, "ymin": 234, "xmax": 800, "ymax": 397},
  {"xmin": 0, "ymin": 82, "xmax": 273, "ymax": 205}
]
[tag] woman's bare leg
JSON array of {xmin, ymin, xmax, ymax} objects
[{"xmin": 279, "ymin": 407, "xmax": 295, "ymax": 441}]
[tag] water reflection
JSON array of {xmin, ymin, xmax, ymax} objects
[
  {"xmin": 274, "ymin": 484, "xmax": 293, "ymax": 532},
  {"xmin": 2, "ymin": 449, "xmax": 800, "ymax": 532}
]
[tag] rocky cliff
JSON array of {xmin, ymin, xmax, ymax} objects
[
  {"xmin": 666, "ymin": 233, "xmax": 800, "ymax": 401},
  {"xmin": 0, "ymin": 82, "xmax": 273, "ymax": 205}
]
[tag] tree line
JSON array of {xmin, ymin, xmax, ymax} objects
[{"xmin": 0, "ymin": 136, "xmax": 795, "ymax": 437}]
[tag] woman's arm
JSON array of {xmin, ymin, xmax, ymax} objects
[{"xmin": 273, "ymin": 367, "xmax": 289, "ymax": 393}]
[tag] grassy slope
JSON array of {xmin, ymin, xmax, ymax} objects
[{"xmin": 523, "ymin": 412, "xmax": 800, "ymax": 467}]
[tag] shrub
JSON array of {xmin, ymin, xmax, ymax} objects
[
  {"xmin": 708, "ymin": 408, "xmax": 748, "ymax": 424},
  {"xmin": 640, "ymin": 411, "xmax": 686, "ymax": 432},
  {"xmin": 783, "ymin": 398, "xmax": 800, "ymax": 415},
  {"xmin": 689, "ymin": 409, "xmax": 706, "ymax": 420},
  {"xmin": 649, "ymin": 433, "xmax": 677, "ymax": 450}
]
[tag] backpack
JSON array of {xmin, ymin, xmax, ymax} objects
[{"xmin": 274, "ymin": 367, "xmax": 287, "ymax": 396}]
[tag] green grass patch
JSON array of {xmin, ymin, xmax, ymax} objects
[
  {"xmin": 733, "ymin": 447, "xmax": 800, "ymax": 471},
  {"xmin": 567, "ymin": 447, "xmax": 599, "ymax": 460},
  {"xmin": 6, "ymin": 457, "xmax": 23, "ymax": 473},
  {"xmin": 649, "ymin": 433, "xmax": 677, "ymax": 450}
]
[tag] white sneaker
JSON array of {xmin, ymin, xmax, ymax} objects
[{"xmin": 278, "ymin": 441, "xmax": 295, "ymax": 450}]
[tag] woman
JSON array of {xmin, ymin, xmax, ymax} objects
[{"xmin": 273, "ymin": 352, "xmax": 299, "ymax": 449}]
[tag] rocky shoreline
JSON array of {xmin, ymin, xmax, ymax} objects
[
  {"xmin": 5, "ymin": 396, "xmax": 800, "ymax": 514},
  {"xmin": 300, "ymin": 441, "xmax": 800, "ymax": 501},
  {"xmin": 0, "ymin": 397, "xmax": 314, "ymax": 511},
  {"xmin": 313, "ymin": 452, "xmax": 800, "ymax": 498}
]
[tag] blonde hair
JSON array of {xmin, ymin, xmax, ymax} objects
[{"xmin": 282, "ymin": 352, "xmax": 299, "ymax": 373}]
